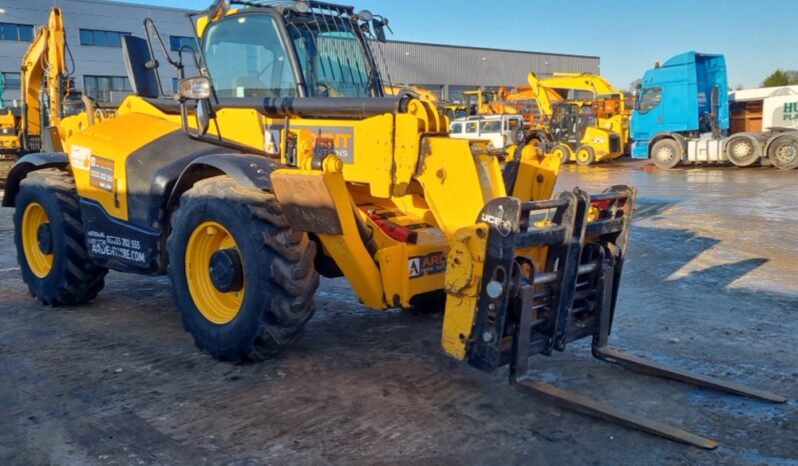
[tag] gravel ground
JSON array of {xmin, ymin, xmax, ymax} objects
[{"xmin": 1, "ymin": 159, "xmax": 796, "ymax": 465}]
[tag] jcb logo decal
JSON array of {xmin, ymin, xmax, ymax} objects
[
  {"xmin": 409, "ymin": 252, "xmax": 447, "ymax": 278},
  {"xmin": 480, "ymin": 213, "xmax": 513, "ymax": 236}
]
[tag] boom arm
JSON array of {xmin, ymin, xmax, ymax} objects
[
  {"xmin": 20, "ymin": 8, "xmax": 68, "ymax": 147},
  {"xmin": 526, "ymin": 73, "xmax": 554, "ymax": 116},
  {"xmin": 541, "ymin": 73, "xmax": 622, "ymax": 98},
  {"xmin": 532, "ymin": 72, "xmax": 626, "ymax": 114}
]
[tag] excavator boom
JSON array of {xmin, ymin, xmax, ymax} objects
[{"xmin": 19, "ymin": 8, "xmax": 68, "ymax": 151}]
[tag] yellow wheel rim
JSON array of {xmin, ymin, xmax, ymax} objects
[
  {"xmin": 21, "ymin": 202, "xmax": 54, "ymax": 278},
  {"xmin": 185, "ymin": 221, "xmax": 245, "ymax": 324},
  {"xmin": 578, "ymin": 151, "xmax": 590, "ymax": 163}
]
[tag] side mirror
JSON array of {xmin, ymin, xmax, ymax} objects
[
  {"xmin": 178, "ymin": 76, "xmax": 213, "ymax": 137},
  {"xmin": 196, "ymin": 99, "xmax": 211, "ymax": 136},
  {"xmin": 372, "ymin": 18, "xmax": 389, "ymax": 42}
]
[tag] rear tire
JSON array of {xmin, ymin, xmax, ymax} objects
[
  {"xmin": 575, "ymin": 145, "xmax": 596, "ymax": 166},
  {"xmin": 167, "ymin": 176, "xmax": 319, "ymax": 361},
  {"xmin": 13, "ymin": 169, "xmax": 107, "ymax": 306},
  {"xmin": 726, "ymin": 135, "xmax": 760, "ymax": 167},
  {"xmin": 767, "ymin": 135, "xmax": 798, "ymax": 170},
  {"xmin": 651, "ymin": 138, "xmax": 682, "ymax": 169}
]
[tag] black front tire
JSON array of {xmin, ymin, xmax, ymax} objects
[
  {"xmin": 13, "ymin": 169, "xmax": 107, "ymax": 306},
  {"xmin": 651, "ymin": 138, "xmax": 683, "ymax": 169},
  {"xmin": 167, "ymin": 176, "xmax": 319, "ymax": 362}
]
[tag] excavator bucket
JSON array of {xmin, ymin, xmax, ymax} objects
[{"xmin": 452, "ymin": 185, "xmax": 786, "ymax": 448}]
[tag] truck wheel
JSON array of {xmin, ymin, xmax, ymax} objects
[
  {"xmin": 575, "ymin": 145, "xmax": 596, "ymax": 166},
  {"xmin": 167, "ymin": 176, "xmax": 319, "ymax": 361},
  {"xmin": 551, "ymin": 144, "xmax": 572, "ymax": 164},
  {"xmin": 651, "ymin": 139, "xmax": 682, "ymax": 169},
  {"xmin": 13, "ymin": 169, "xmax": 107, "ymax": 306},
  {"xmin": 767, "ymin": 135, "xmax": 798, "ymax": 170},
  {"xmin": 726, "ymin": 135, "xmax": 760, "ymax": 167}
]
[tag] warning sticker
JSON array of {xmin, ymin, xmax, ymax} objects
[
  {"xmin": 409, "ymin": 251, "xmax": 447, "ymax": 279},
  {"xmin": 86, "ymin": 230, "xmax": 146, "ymax": 264},
  {"xmin": 69, "ymin": 145, "xmax": 92, "ymax": 171},
  {"xmin": 89, "ymin": 156, "xmax": 114, "ymax": 192}
]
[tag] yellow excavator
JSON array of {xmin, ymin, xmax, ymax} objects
[
  {"xmin": 2, "ymin": 0, "xmax": 784, "ymax": 448},
  {"xmin": 17, "ymin": 8, "xmax": 108, "ymax": 155}
]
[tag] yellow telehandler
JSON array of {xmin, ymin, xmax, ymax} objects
[
  {"xmin": 530, "ymin": 72, "xmax": 631, "ymax": 152},
  {"xmin": 3, "ymin": 0, "xmax": 784, "ymax": 448},
  {"xmin": 520, "ymin": 73, "xmax": 624, "ymax": 165}
]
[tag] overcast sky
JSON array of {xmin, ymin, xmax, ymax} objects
[{"xmin": 113, "ymin": 0, "xmax": 797, "ymax": 89}]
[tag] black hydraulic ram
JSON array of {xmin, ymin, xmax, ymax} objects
[{"xmin": 467, "ymin": 185, "xmax": 786, "ymax": 449}]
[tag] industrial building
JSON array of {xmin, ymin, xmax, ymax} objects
[{"xmin": 0, "ymin": 0, "xmax": 600, "ymax": 104}]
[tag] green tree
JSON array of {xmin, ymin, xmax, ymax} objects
[{"xmin": 762, "ymin": 69, "xmax": 790, "ymax": 87}]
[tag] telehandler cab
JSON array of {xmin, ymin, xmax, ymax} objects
[{"xmin": 3, "ymin": 0, "xmax": 784, "ymax": 448}]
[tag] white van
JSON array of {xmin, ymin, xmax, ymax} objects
[{"xmin": 449, "ymin": 114, "xmax": 526, "ymax": 149}]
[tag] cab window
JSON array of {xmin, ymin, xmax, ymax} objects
[
  {"xmin": 638, "ymin": 87, "xmax": 662, "ymax": 113},
  {"xmin": 465, "ymin": 122, "xmax": 478, "ymax": 133},
  {"xmin": 202, "ymin": 14, "xmax": 298, "ymax": 98},
  {"xmin": 450, "ymin": 122, "xmax": 462, "ymax": 134}
]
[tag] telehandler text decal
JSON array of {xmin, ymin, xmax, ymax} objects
[
  {"xmin": 89, "ymin": 156, "xmax": 114, "ymax": 192},
  {"xmin": 409, "ymin": 252, "xmax": 447, "ymax": 278},
  {"xmin": 266, "ymin": 125, "xmax": 355, "ymax": 163},
  {"xmin": 86, "ymin": 231, "xmax": 146, "ymax": 264}
]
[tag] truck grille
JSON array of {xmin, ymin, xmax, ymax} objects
[{"xmin": 609, "ymin": 134, "xmax": 621, "ymax": 154}]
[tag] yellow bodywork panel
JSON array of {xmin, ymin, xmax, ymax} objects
[
  {"xmin": 415, "ymin": 137, "xmax": 506, "ymax": 238},
  {"xmin": 440, "ymin": 223, "xmax": 488, "ymax": 359},
  {"xmin": 581, "ymin": 126, "xmax": 622, "ymax": 162},
  {"xmin": 65, "ymin": 112, "xmax": 180, "ymax": 221},
  {"xmin": 272, "ymin": 113, "xmax": 396, "ymax": 198},
  {"xmin": 508, "ymin": 145, "xmax": 561, "ymax": 202}
]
